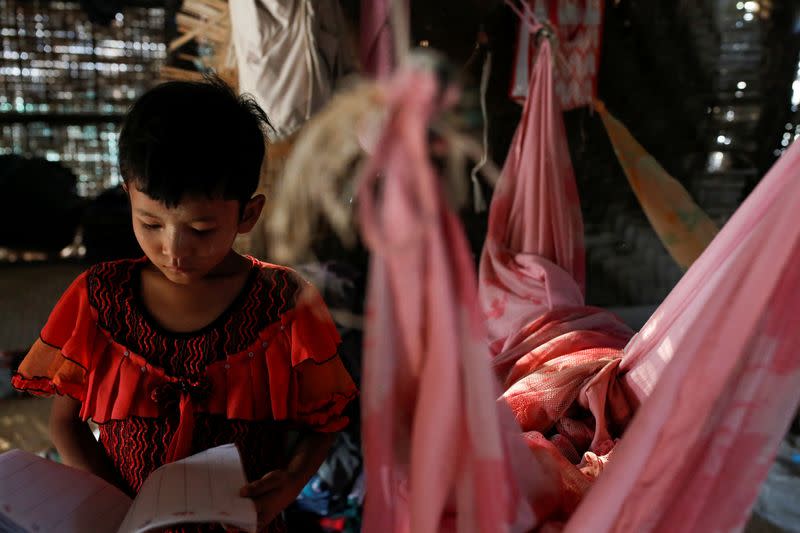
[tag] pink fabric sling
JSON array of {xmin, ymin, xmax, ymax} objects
[
  {"xmin": 480, "ymin": 20, "xmax": 637, "ymax": 527},
  {"xmin": 479, "ymin": 32, "xmax": 586, "ymax": 356}
]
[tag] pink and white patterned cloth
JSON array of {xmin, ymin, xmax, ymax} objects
[
  {"xmin": 509, "ymin": 0, "xmax": 603, "ymax": 110},
  {"xmin": 482, "ymin": 33, "xmax": 586, "ymax": 354}
]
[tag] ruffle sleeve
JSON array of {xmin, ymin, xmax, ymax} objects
[
  {"xmin": 202, "ymin": 274, "xmax": 357, "ymax": 433},
  {"xmin": 12, "ymin": 272, "xmax": 101, "ymax": 401},
  {"xmin": 285, "ymin": 280, "xmax": 357, "ymax": 431}
]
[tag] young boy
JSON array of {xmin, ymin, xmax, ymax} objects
[{"xmin": 12, "ymin": 78, "xmax": 358, "ymax": 532}]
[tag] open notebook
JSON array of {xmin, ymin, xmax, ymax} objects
[{"xmin": 0, "ymin": 443, "xmax": 257, "ymax": 533}]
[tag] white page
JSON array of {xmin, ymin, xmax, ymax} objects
[
  {"xmin": 0, "ymin": 449, "xmax": 131, "ymax": 533},
  {"xmin": 116, "ymin": 444, "xmax": 257, "ymax": 533}
]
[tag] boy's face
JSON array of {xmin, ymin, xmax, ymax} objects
[{"xmin": 128, "ymin": 186, "xmax": 262, "ymax": 284}]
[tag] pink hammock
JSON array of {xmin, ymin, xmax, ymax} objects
[
  {"xmin": 356, "ymin": 65, "xmax": 541, "ymax": 533},
  {"xmin": 478, "ymin": 9, "xmax": 800, "ymax": 532},
  {"xmin": 566, "ymin": 128, "xmax": 800, "ymax": 533}
]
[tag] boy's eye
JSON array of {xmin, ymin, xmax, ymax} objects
[
  {"xmin": 191, "ymin": 227, "xmax": 215, "ymax": 235},
  {"xmin": 142, "ymin": 223, "xmax": 161, "ymax": 230}
]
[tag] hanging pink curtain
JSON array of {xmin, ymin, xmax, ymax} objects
[
  {"xmin": 357, "ymin": 66, "xmax": 539, "ymax": 533},
  {"xmin": 565, "ymin": 140, "xmax": 800, "ymax": 533}
]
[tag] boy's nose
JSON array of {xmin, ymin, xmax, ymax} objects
[{"xmin": 163, "ymin": 229, "xmax": 191, "ymax": 261}]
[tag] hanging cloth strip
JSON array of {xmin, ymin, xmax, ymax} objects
[
  {"xmin": 509, "ymin": 0, "xmax": 603, "ymax": 110},
  {"xmin": 596, "ymin": 100, "xmax": 718, "ymax": 269},
  {"xmin": 480, "ymin": 11, "xmax": 586, "ymax": 355},
  {"xmin": 357, "ymin": 61, "xmax": 540, "ymax": 533},
  {"xmin": 360, "ymin": 0, "xmax": 403, "ymax": 77}
]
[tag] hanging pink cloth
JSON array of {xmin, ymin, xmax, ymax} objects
[
  {"xmin": 357, "ymin": 64, "xmax": 541, "ymax": 533},
  {"xmin": 479, "ymin": 29, "xmax": 586, "ymax": 356},
  {"xmin": 360, "ymin": 0, "xmax": 406, "ymax": 77},
  {"xmin": 565, "ymin": 141, "xmax": 800, "ymax": 533}
]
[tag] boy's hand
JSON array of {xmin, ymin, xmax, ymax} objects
[{"xmin": 240, "ymin": 469, "xmax": 298, "ymax": 531}]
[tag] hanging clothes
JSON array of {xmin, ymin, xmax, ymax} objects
[
  {"xmin": 229, "ymin": 0, "xmax": 357, "ymax": 140},
  {"xmin": 356, "ymin": 62, "xmax": 540, "ymax": 533},
  {"xmin": 229, "ymin": 0, "xmax": 356, "ymax": 257},
  {"xmin": 509, "ymin": 0, "xmax": 603, "ymax": 110},
  {"xmin": 596, "ymin": 100, "xmax": 718, "ymax": 269},
  {"xmin": 566, "ymin": 139, "xmax": 800, "ymax": 533}
]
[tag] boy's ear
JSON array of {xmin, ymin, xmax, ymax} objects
[{"xmin": 238, "ymin": 194, "xmax": 266, "ymax": 233}]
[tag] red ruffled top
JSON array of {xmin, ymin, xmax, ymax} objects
[{"xmin": 12, "ymin": 257, "xmax": 358, "ymax": 498}]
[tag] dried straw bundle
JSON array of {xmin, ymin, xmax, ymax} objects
[
  {"xmin": 267, "ymin": 80, "xmax": 387, "ymax": 263},
  {"xmin": 160, "ymin": 0, "xmax": 237, "ymax": 89},
  {"xmin": 266, "ymin": 66, "xmax": 499, "ymax": 264}
]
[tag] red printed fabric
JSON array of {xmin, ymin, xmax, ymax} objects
[
  {"xmin": 509, "ymin": 0, "xmax": 603, "ymax": 110},
  {"xmin": 492, "ymin": 307, "xmax": 634, "ymax": 525},
  {"xmin": 12, "ymin": 257, "xmax": 357, "ymax": 532}
]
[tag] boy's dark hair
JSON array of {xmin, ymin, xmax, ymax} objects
[{"xmin": 118, "ymin": 77, "xmax": 270, "ymax": 208}]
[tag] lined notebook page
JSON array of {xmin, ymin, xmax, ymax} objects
[
  {"xmin": 117, "ymin": 444, "xmax": 257, "ymax": 533},
  {"xmin": 0, "ymin": 449, "xmax": 131, "ymax": 533}
]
